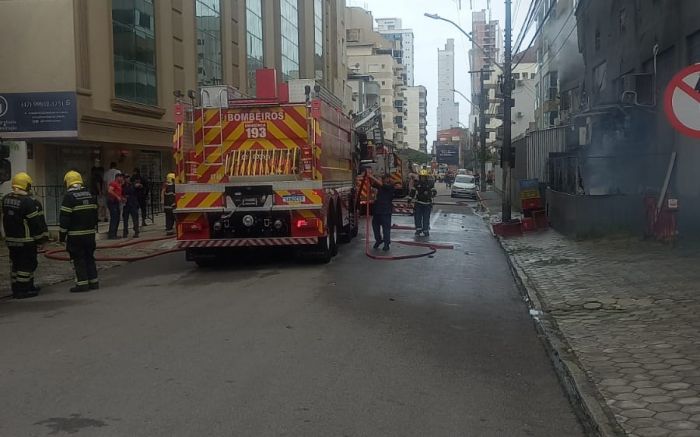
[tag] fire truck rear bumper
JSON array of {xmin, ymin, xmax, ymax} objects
[{"xmin": 178, "ymin": 237, "xmax": 318, "ymax": 248}]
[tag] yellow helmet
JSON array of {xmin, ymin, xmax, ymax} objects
[
  {"xmin": 11, "ymin": 172, "xmax": 33, "ymax": 191},
  {"xmin": 166, "ymin": 173, "xmax": 176, "ymax": 183},
  {"xmin": 63, "ymin": 170, "xmax": 83, "ymax": 188},
  {"xmin": 419, "ymin": 169, "xmax": 429, "ymax": 177}
]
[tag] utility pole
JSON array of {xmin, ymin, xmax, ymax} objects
[
  {"xmin": 501, "ymin": 0, "xmax": 513, "ymax": 222},
  {"xmin": 469, "ymin": 69, "xmax": 492, "ymax": 192}
]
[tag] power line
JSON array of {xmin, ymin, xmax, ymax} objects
[
  {"xmin": 512, "ymin": 0, "xmax": 557, "ymax": 71},
  {"xmin": 513, "ymin": 0, "xmax": 540, "ymax": 56}
]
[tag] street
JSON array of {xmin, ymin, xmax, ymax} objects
[{"xmin": 0, "ymin": 190, "xmax": 584, "ymax": 437}]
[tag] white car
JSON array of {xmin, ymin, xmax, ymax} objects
[
  {"xmin": 457, "ymin": 169, "xmax": 467, "ymax": 175},
  {"xmin": 451, "ymin": 174, "xmax": 478, "ymax": 199}
]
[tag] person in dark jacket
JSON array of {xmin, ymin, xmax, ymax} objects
[
  {"xmin": 2, "ymin": 172, "xmax": 48, "ymax": 299},
  {"xmin": 162, "ymin": 173, "xmax": 176, "ymax": 235},
  {"xmin": 60, "ymin": 171, "xmax": 99, "ymax": 293},
  {"xmin": 121, "ymin": 174, "xmax": 140, "ymax": 238},
  {"xmin": 132, "ymin": 168, "xmax": 150, "ymax": 227},
  {"xmin": 409, "ymin": 169, "xmax": 437, "ymax": 236},
  {"xmin": 366, "ymin": 170, "xmax": 399, "ymax": 251}
]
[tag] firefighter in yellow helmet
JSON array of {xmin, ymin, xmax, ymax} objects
[
  {"xmin": 409, "ymin": 169, "xmax": 437, "ymax": 237},
  {"xmin": 162, "ymin": 172, "xmax": 176, "ymax": 235},
  {"xmin": 60, "ymin": 170, "xmax": 99, "ymax": 292},
  {"xmin": 2, "ymin": 172, "xmax": 48, "ymax": 298}
]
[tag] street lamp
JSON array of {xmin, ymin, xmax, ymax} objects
[
  {"xmin": 424, "ymin": 12, "xmax": 504, "ymax": 72},
  {"xmin": 451, "ymin": 89, "xmax": 479, "ymax": 111}
]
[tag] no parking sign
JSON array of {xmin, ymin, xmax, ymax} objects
[{"xmin": 664, "ymin": 64, "xmax": 700, "ymax": 139}]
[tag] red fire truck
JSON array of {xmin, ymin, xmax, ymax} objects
[{"xmin": 172, "ymin": 70, "xmax": 358, "ymax": 265}]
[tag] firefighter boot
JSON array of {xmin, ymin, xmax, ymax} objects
[{"xmin": 70, "ymin": 285, "xmax": 90, "ymax": 293}]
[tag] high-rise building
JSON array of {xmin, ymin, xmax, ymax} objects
[
  {"xmin": 404, "ymin": 85, "xmax": 427, "ymax": 152},
  {"xmin": 375, "ymin": 18, "xmax": 415, "ymax": 86},
  {"xmin": 346, "ymin": 7, "xmax": 406, "ymax": 147},
  {"xmin": 469, "ymin": 10, "xmax": 501, "ymax": 151},
  {"xmin": 437, "ymin": 39, "xmax": 459, "ymax": 131}
]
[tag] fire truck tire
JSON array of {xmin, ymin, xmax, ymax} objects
[
  {"xmin": 330, "ymin": 206, "xmax": 340, "ymax": 256},
  {"xmin": 309, "ymin": 212, "xmax": 336, "ymax": 263},
  {"xmin": 337, "ymin": 203, "xmax": 352, "ymax": 244}
]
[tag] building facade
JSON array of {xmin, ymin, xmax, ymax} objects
[
  {"xmin": 0, "ymin": 0, "xmax": 348, "ymax": 200},
  {"xmin": 437, "ymin": 39, "xmax": 459, "ymax": 131},
  {"xmin": 532, "ymin": 0, "xmax": 583, "ymax": 128},
  {"xmin": 511, "ymin": 48, "xmax": 537, "ymax": 139},
  {"xmin": 404, "ymin": 85, "xmax": 427, "ymax": 152},
  {"xmin": 469, "ymin": 9, "xmax": 501, "ymax": 126},
  {"xmin": 563, "ymin": 0, "xmax": 700, "ymax": 236},
  {"xmin": 375, "ymin": 18, "xmax": 415, "ymax": 87},
  {"xmin": 346, "ymin": 6, "xmax": 406, "ymax": 147}
]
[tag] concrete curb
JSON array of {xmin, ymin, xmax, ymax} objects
[{"xmin": 499, "ymin": 238, "xmax": 626, "ymax": 437}]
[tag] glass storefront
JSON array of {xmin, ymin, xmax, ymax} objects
[
  {"xmin": 196, "ymin": 0, "xmax": 223, "ymax": 86},
  {"xmin": 280, "ymin": 0, "xmax": 300, "ymax": 81},
  {"xmin": 246, "ymin": 0, "xmax": 264, "ymax": 95},
  {"xmin": 112, "ymin": 0, "xmax": 157, "ymax": 105}
]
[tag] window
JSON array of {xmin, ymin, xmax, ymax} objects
[
  {"xmin": 314, "ymin": 0, "xmax": 323, "ymax": 80},
  {"xmin": 246, "ymin": 0, "xmax": 264, "ymax": 94},
  {"xmin": 689, "ymin": 30, "xmax": 700, "ymax": 63},
  {"xmin": 112, "ymin": 0, "xmax": 157, "ymax": 105},
  {"xmin": 196, "ymin": 0, "xmax": 222, "ymax": 86},
  {"xmin": 280, "ymin": 0, "xmax": 299, "ymax": 81},
  {"xmin": 513, "ymin": 73, "xmax": 520, "ymax": 80}
]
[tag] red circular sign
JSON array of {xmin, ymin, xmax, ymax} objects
[{"xmin": 664, "ymin": 64, "xmax": 700, "ymax": 139}]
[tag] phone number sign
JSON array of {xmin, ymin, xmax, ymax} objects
[{"xmin": 0, "ymin": 91, "xmax": 77, "ymax": 138}]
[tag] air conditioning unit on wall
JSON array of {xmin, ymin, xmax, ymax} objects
[{"xmin": 620, "ymin": 73, "xmax": 654, "ymax": 106}]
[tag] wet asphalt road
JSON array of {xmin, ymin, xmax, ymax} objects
[{"xmin": 0, "ymin": 189, "xmax": 584, "ymax": 437}]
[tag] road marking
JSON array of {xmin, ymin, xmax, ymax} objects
[{"xmin": 430, "ymin": 209, "xmax": 442, "ymax": 230}]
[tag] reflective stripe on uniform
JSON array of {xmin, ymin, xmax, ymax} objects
[
  {"xmin": 26, "ymin": 210, "xmax": 44, "ymax": 219},
  {"xmin": 73, "ymin": 204, "xmax": 97, "ymax": 211},
  {"xmin": 67, "ymin": 229, "xmax": 96, "ymax": 236},
  {"xmin": 75, "ymin": 280, "xmax": 89, "ymax": 286},
  {"xmin": 60, "ymin": 206, "xmax": 73, "ymax": 213},
  {"xmin": 4, "ymin": 236, "xmax": 33, "ymax": 243},
  {"xmin": 33, "ymin": 232, "xmax": 49, "ymax": 240},
  {"xmin": 88, "ymin": 279, "xmax": 99, "ymax": 284}
]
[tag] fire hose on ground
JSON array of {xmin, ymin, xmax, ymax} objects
[
  {"xmin": 43, "ymin": 235, "xmax": 181, "ymax": 262},
  {"xmin": 361, "ymin": 174, "xmax": 453, "ymax": 261}
]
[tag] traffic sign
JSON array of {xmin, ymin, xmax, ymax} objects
[{"xmin": 664, "ymin": 64, "xmax": 700, "ymax": 139}]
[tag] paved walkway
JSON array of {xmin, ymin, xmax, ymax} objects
[
  {"xmin": 1, "ymin": 214, "xmax": 174, "ymax": 297},
  {"xmin": 481, "ymin": 190, "xmax": 700, "ymax": 436}
]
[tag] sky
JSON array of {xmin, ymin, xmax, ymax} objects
[{"xmin": 347, "ymin": 0, "xmax": 531, "ymax": 151}]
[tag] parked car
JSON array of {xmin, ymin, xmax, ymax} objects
[
  {"xmin": 451, "ymin": 174, "xmax": 478, "ymax": 199},
  {"xmin": 457, "ymin": 168, "xmax": 467, "ymax": 175}
]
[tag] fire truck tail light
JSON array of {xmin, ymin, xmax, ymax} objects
[
  {"xmin": 185, "ymin": 223, "xmax": 202, "ymax": 232},
  {"xmin": 296, "ymin": 218, "xmax": 318, "ymax": 229}
]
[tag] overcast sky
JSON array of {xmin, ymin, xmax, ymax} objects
[{"xmin": 347, "ymin": 0, "xmax": 530, "ymax": 150}]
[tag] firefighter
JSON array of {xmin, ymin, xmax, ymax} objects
[
  {"xmin": 2, "ymin": 172, "xmax": 48, "ymax": 299},
  {"xmin": 59, "ymin": 170, "xmax": 99, "ymax": 293},
  {"xmin": 162, "ymin": 173, "xmax": 176, "ymax": 235},
  {"xmin": 409, "ymin": 169, "xmax": 437, "ymax": 237}
]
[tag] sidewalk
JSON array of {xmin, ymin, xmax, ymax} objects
[
  {"xmin": 1, "ymin": 213, "xmax": 175, "ymax": 297},
  {"xmin": 481, "ymin": 190, "xmax": 700, "ymax": 436}
]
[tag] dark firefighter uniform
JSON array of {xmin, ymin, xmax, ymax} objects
[
  {"xmin": 409, "ymin": 171, "xmax": 437, "ymax": 236},
  {"xmin": 2, "ymin": 172, "xmax": 48, "ymax": 298},
  {"xmin": 59, "ymin": 171, "xmax": 99, "ymax": 292},
  {"xmin": 163, "ymin": 173, "xmax": 176, "ymax": 235}
]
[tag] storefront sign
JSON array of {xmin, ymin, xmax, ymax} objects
[{"xmin": 0, "ymin": 91, "xmax": 77, "ymax": 138}]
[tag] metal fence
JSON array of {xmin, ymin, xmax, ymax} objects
[{"xmin": 34, "ymin": 181, "xmax": 164, "ymax": 226}]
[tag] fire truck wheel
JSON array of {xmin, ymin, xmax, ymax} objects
[
  {"xmin": 337, "ymin": 204, "xmax": 352, "ymax": 244},
  {"xmin": 310, "ymin": 214, "xmax": 336, "ymax": 263},
  {"xmin": 330, "ymin": 209, "xmax": 340, "ymax": 256}
]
